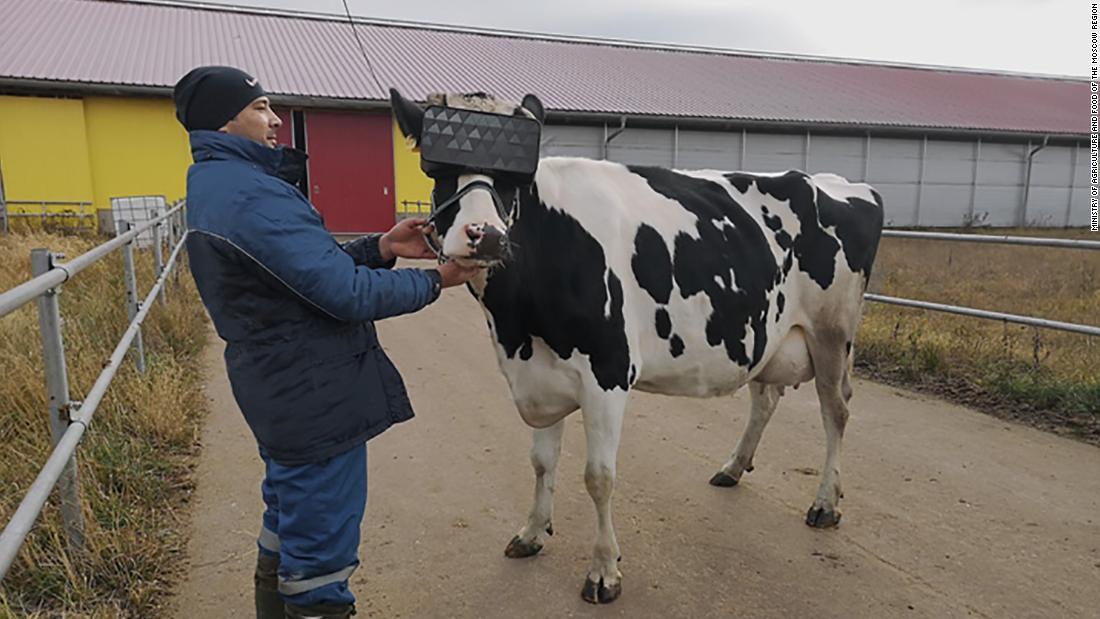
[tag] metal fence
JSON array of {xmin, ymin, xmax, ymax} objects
[
  {"xmin": 397, "ymin": 198, "xmax": 432, "ymax": 220},
  {"xmin": 0, "ymin": 200, "xmax": 188, "ymax": 582},
  {"xmin": 867, "ymin": 230, "xmax": 1100, "ymax": 337},
  {"xmin": 1, "ymin": 201, "xmax": 97, "ymax": 233}
]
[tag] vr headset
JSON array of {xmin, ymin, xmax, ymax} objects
[{"xmin": 419, "ymin": 105, "xmax": 542, "ymax": 185}]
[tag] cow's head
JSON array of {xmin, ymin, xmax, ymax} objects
[{"xmin": 390, "ymin": 88, "xmax": 545, "ymax": 266}]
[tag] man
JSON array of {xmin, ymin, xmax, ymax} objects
[{"xmin": 173, "ymin": 66, "xmax": 479, "ymax": 619}]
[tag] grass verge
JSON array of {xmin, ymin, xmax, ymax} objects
[
  {"xmin": 858, "ymin": 228, "xmax": 1099, "ymax": 444},
  {"xmin": 0, "ymin": 231, "xmax": 209, "ymax": 617}
]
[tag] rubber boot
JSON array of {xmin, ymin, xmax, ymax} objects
[
  {"xmin": 255, "ymin": 552, "xmax": 284, "ymax": 619},
  {"xmin": 284, "ymin": 602, "xmax": 356, "ymax": 619}
]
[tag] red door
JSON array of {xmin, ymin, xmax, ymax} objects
[{"xmin": 304, "ymin": 110, "xmax": 394, "ymax": 233}]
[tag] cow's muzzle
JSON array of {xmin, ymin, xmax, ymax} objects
[{"xmin": 467, "ymin": 223, "xmax": 509, "ymax": 261}]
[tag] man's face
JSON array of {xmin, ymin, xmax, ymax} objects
[{"xmin": 221, "ymin": 96, "xmax": 281, "ymax": 148}]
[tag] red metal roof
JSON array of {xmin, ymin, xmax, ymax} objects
[{"xmin": 0, "ymin": 0, "xmax": 1086, "ymax": 136}]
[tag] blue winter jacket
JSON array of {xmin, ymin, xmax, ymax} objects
[{"xmin": 184, "ymin": 131, "xmax": 441, "ymax": 465}]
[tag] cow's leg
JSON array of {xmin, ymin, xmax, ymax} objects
[
  {"xmin": 710, "ymin": 381, "xmax": 782, "ymax": 487},
  {"xmin": 580, "ymin": 390, "xmax": 626, "ymax": 604},
  {"xmin": 505, "ymin": 420, "xmax": 565, "ymax": 558},
  {"xmin": 805, "ymin": 333, "xmax": 851, "ymax": 528}
]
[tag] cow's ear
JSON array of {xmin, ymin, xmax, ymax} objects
[
  {"xmin": 521, "ymin": 94, "xmax": 545, "ymax": 124},
  {"xmin": 390, "ymin": 88, "xmax": 424, "ymax": 149}
]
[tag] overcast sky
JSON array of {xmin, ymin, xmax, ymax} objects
[{"xmin": 186, "ymin": 0, "xmax": 1079, "ymax": 77}]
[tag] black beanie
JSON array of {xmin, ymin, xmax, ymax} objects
[{"xmin": 173, "ymin": 66, "xmax": 267, "ymax": 131}]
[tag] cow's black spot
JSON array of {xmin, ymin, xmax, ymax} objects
[
  {"xmin": 816, "ymin": 189, "xmax": 884, "ymax": 283},
  {"xmin": 519, "ymin": 339, "xmax": 533, "ymax": 360},
  {"xmin": 629, "ymin": 365, "xmax": 637, "ymax": 385},
  {"xmin": 774, "ymin": 229, "xmax": 793, "ymax": 251},
  {"xmin": 670, "ymin": 334, "xmax": 685, "ymax": 357},
  {"xmin": 482, "ymin": 186, "xmax": 630, "ymax": 392},
  {"xmin": 751, "ymin": 171, "xmax": 883, "ymax": 290},
  {"xmin": 762, "ymin": 209, "xmax": 792, "ymax": 251},
  {"xmin": 655, "ymin": 309, "xmax": 671, "ymax": 339},
  {"xmin": 750, "ymin": 171, "xmax": 840, "ymax": 290},
  {"xmin": 726, "ymin": 172, "xmax": 753, "ymax": 194},
  {"xmin": 630, "ymin": 166, "xmax": 777, "ymax": 369},
  {"xmin": 776, "ymin": 292, "xmax": 785, "ymax": 321},
  {"xmin": 633, "ymin": 224, "xmax": 672, "ymax": 305}
]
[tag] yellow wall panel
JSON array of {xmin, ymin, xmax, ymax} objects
[
  {"xmin": 392, "ymin": 118, "xmax": 434, "ymax": 216},
  {"xmin": 0, "ymin": 95, "xmax": 95, "ymax": 208},
  {"xmin": 83, "ymin": 96, "xmax": 191, "ymax": 214}
]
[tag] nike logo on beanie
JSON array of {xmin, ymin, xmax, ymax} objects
[{"xmin": 173, "ymin": 66, "xmax": 268, "ymax": 131}]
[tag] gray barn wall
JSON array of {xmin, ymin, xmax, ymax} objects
[{"xmin": 541, "ymin": 124, "xmax": 1087, "ymax": 228}]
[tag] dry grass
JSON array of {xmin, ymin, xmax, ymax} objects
[
  {"xmin": 0, "ymin": 231, "xmax": 209, "ymax": 618},
  {"xmin": 858, "ymin": 228, "xmax": 1100, "ymax": 442}
]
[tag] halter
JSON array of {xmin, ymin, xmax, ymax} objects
[{"xmin": 424, "ymin": 179, "xmax": 519, "ymax": 261}]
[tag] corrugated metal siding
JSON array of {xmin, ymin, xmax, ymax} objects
[
  {"xmin": 542, "ymin": 123, "xmax": 1089, "ymax": 227},
  {"xmin": 0, "ymin": 0, "xmax": 1085, "ymax": 135},
  {"xmin": 542, "ymin": 126, "xmax": 604, "ymax": 159},
  {"xmin": 1027, "ymin": 146, "xmax": 1075, "ymax": 227}
]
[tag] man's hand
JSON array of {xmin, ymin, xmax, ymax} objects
[
  {"xmin": 379, "ymin": 218, "xmax": 436, "ymax": 261},
  {"xmin": 435, "ymin": 261, "xmax": 481, "ymax": 288}
]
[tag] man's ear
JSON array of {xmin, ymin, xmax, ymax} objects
[
  {"xmin": 390, "ymin": 88, "xmax": 425, "ymax": 149},
  {"xmin": 521, "ymin": 94, "xmax": 545, "ymax": 124}
]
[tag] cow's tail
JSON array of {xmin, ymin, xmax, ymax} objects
[{"xmin": 842, "ymin": 343, "xmax": 855, "ymax": 403}]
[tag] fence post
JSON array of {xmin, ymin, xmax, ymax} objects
[
  {"xmin": 174, "ymin": 206, "xmax": 185, "ymax": 286},
  {"xmin": 30, "ymin": 249, "xmax": 86, "ymax": 555},
  {"xmin": 152, "ymin": 208, "xmax": 166, "ymax": 305},
  {"xmin": 118, "ymin": 220, "xmax": 147, "ymax": 373},
  {"xmin": 0, "ymin": 161, "xmax": 8, "ymax": 234},
  {"xmin": 163, "ymin": 212, "xmax": 173, "ymax": 276},
  {"xmin": 163, "ymin": 206, "xmax": 174, "ymax": 288}
]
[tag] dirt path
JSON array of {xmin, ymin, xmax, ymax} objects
[{"xmin": 171, "ymin": 276, "xmax": 1100, "ymax": 618}]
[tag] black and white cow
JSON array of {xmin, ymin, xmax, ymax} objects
[{"xmin": 391, "ymin": 89, "xmax": 884, "ymax": 604}]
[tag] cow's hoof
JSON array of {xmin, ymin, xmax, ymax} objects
[
  {"xmin": 504, "ymin": 535, "xmax": 543, "ymax": 558},
  {"xmin": 708, "ymin": 471, "xmax": 738, "ymax": 487},
  {"xmin": 805, "ymin": 505, "xmax": 842, "ymax": 528},
  {"xmin": 581, "ymin": 576, "xmax": 622, "ymax": 604}
]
